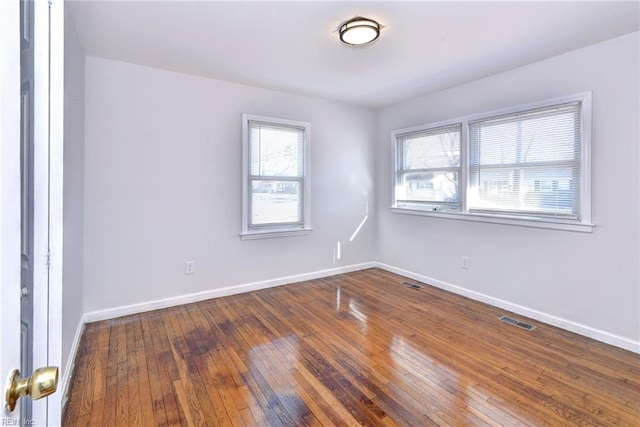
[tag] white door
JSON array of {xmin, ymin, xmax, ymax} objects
[{"xmin": 1, "ymin": 0, "xmax": 63, "ymax": 425}]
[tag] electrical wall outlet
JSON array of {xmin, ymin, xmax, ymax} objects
[
  {"xmin": 462, "ymin": 256, "xmax": 469, "ymax": 270},
  {"xmin": 185, "ymin": 261, "xmax": 194, "ymax": 275}
]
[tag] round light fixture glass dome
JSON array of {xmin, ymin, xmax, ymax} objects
[{"xmin": 339, "ymin": 16, "xmax": 381, "ymax": 46}]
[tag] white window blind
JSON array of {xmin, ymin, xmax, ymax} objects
[
  {"xmin": 396, "ymin": 124, "xmax": 461, "ymax": 207},
  {"xmin": 248, "ymin": 121, "xmax": 305, "ymax": 228},
  {"xmin": 468, "ymin": 102, "xmax": 581, "ymax": 219}
]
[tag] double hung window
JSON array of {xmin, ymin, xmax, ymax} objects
[
  {"xmin": 395, "ymin": 124, "xmax": 461, "ymax": 211},
  {"xmin": 241, "ymin": 114, "xmax": 311, "ymax": 239}
]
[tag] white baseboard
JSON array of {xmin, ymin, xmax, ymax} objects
[
  {"xmin": 61, "ymin": 315, "xmax": 86, "ymax": 408},
  {"xmin": 375, "ymin": 262, "xmax": 640, "ymax": 354},
  {"xmin": 84, "ymin": 262, "xmax": 377, "ymax": 323}
]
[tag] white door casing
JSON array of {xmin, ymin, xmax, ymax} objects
[
  {"xmin": 34, "ymin": 0, "xmax": 64, "ymax": 423},
  {"xmin": 47, "ymin": 0, "xmax": 64, "ymax": 421}
]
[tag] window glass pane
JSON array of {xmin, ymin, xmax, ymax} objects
[
  {"xmin": 251, "ymin": 180, "xmax": 300, "ymax": 225},
  {"xmin": 524, "ymin": 168, "xmax": 576, "ymax": 213},
  {"xmin": 519, "ymin": 112, "xmax": 578, "ymax": 162},
  {"xmin": 402, "ymin": 128, "xmax": 460, "ymax": 170},
  {"xmin": 469, "ymin": 167, "xmax": 577, "ymax": 215},
  {"xmin": 250, "ymin": 123, "xmax": 303, "ymax": 177},
  {"xmin": 469, "ymin": 102, "xmax": 581, "ymax": 218},
  {"xmin": 399, "ymin": 171, "xmax": 459, "ymax": 203},
  {"xmin": 473, "ymin": 123, "xmax": 518, "ymax": 165},
  {"xmin": 474, "ymin": 111, "xmax": 579, "ymax": 166}
]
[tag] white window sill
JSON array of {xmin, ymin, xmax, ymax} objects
[
  {"xmin": 240, "ymin": 227, "xmax": 313, "ymax": 240},
  {"xmin": 391, "ymin": 206, "xmax": 594, "ymax": 233}
]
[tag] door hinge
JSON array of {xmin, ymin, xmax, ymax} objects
[{"xmin": 46, "ymin": 251, "xmax": 51, "ymax": 270}]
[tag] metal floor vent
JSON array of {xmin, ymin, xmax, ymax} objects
[
  {"xmin": 401, "ymin": 281, "xmax": 423, "ymax": 290},
  {"xmin": 499, "ymin": 315, "xmax": 536, "ymax": 331}
]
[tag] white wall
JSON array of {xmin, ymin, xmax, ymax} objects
[
  {"xmin": 376, "ymin": 33, "xmax": 640, "ymax": 343},
  {"xmin": 83, "ymin": 57, "xmax": 376, "ymax": 313},
  {"xmin": 62, "ymin": 14, "xmax": 85, "ymax": 373}
]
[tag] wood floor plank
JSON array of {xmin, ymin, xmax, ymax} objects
[
  {"xmin": 125, "ymin": 316, "xmax": 143, "ymax": 427},
  {"xmin": 165, "ymin": 310, "xmax": 209, "ymax": 427},
  {"xmin": 87, "ymin": 397, "xmax": 105, "ymax": 427},
  {"xmin": 140, "ymin": 315, "xmax": 170, "ymax": 427},
  {"xmin": 132, "ymin": 316, "xmax": 156, "ymax": 427},
  {"xmin": 100, "ymin": 321, "xmax": 120, "ymax": 425},
  {"xmin": 115, "ymin": 319, "xmax": 131, "ymax": 426},
  {"xmin": 63, "ymin": 268, "xmax": 640, "ymax": 426}
]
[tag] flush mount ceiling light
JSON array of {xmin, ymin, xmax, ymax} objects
[{"xmin": 339, "ymin": 16, "xmax": 381, "ymax": 46}]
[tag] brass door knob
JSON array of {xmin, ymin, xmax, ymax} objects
[{"xmin": 4, "ymin": 366, "xmax": 58, "ymax": 412}]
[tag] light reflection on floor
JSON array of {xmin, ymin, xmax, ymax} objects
[{"xmin": 331, "ymin": 284, "xmax": 542, "ymax": 425}]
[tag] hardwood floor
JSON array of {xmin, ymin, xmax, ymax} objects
[{"xmin": 63, "ymin": 268, "xmax": 640, "ymax": 426}]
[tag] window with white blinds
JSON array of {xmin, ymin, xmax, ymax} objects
[
  {"xmin": 468, "ymin": 102, "xmax": 582, "ymax": 219},
  {"xmin": 242, "ymin": 114, "xmax": 311, "ymax": 239},
  {"xmin": 395, "ymin": 124, "xmax": 461, "ymax": 209},
  {"xmin": 391, "ymin": 93, "xmax": 592, "ymax": 231}
]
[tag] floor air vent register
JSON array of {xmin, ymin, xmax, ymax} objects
[
  {"xmin": 398, "ymin": 281, "xmax": 535, "ymax": 330},
  {"xmin": 400, "ymin": 281, "xmax": 423, "ymax": 290},
  {"xmin": 499, "ymin": 315, "xmax": 536, "ymax": 331}
]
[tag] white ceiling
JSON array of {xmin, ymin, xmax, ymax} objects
[{"xmin": 67, "ymin": 1, "xmax": 640, "ymax": 108}]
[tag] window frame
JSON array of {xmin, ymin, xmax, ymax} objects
[
  {"xmin": 241, "ymin": 114, "xmax": 312, "ymax": 240},
  {"xmin": 391, "ymin": 92, "xmax": 594, "ymax": 232}
]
